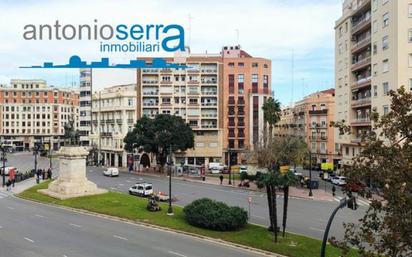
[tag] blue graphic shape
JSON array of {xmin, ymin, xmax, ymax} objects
[{"xmin": 20, "ymin": 55, "xmax": 188, "ymax": 69}]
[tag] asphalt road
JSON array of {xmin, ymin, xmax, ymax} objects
[
  {"xmin": 0, "ymin": 192, "xmax": 262, "ymax": 257},
  {"xmin": 5, "ymin": 152, "xmax": 369, "ymax": 240}
]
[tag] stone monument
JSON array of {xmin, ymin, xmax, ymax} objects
[{"xmin": 39, "ymin": 117, "xmax": 107, "ymax": 199}]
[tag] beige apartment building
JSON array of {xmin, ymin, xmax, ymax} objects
[
  {"xmin": 335, "ymin": 0, "xmax": 412, "ymax": 167},
  {"xmin": 275, "ymin": 89, "xmax": 340, "ymax": 167},
  {"xmin": 89, "ymin": 84, "xmax": 137, "ymax": 168},
  {"xmin": 0, "ymin": 79, "xmax": 79, "ymax": 150}
]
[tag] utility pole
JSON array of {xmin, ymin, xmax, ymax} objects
[
  {"xmin": 49, "ymin": 136, "xmax": 53, "ymax": 170},
  {"xmin": 228, "ymin": 149, "xmax": 232, "ymax": 185},
  {"xmin": 1, "ymin": 142, "xmax": 6, "ymax": 187},
  {"xmin": 167, "ymin": 144, "xmax": 174, "ymax": 216}
]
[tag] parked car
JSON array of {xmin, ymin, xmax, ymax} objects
[
  {"xmin": 239, "ymin": 165, "xmax": 248, "ymax": 173},
  {"xmin": 129, "ymin": 182, "xmax": 153, "ymax": 197},
  {"xmin": 209, "ymin": 167, "xmax": 221, "ymax": 174},
  {"xmin": 208, "ymin": 162, "xmax": 224, "ymax": 171},
  {"xmin": 331, "ymin": 176, "xmax": 347, "ymax": 186},
  {"xmin": 344, "ymin": 182, "xmax": 366, "ymax": 192},
  {"xmin": 103, "ymin": 167, "xmax": 119, "ymax": 177}
]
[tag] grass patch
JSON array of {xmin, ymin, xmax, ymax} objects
[{"xmin": 19, "ymin": 181, "xmax": 357, "ymax": 257}]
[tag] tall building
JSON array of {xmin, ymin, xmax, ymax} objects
[
  {"xmin": 275, "ymin": 89, "xmax": 339, "ymax": 167},
  {"xmin": 136, "ymin": 46, "xmax": 272, "ymax": 168},
  {"xmin": 79, "ymin": 68, "xmax": 92, "ymax": 146},
  {"xmin": 137, "ymin": 51, "xmax": 223, "ymax": 168},
  {"xmin": 335, "ymin": 0, "xmax": 412, "ymax": 167},
  {"xmin": 222, "ymin": 46, "xmax": 272, "ymax": 165},
  {"xmin": 89, "ymin": 84, "xmax": 137, "ymax": 167},
  {"xmin": 0, "ymin": 79, "xmax": 79, "ymax": 150}
]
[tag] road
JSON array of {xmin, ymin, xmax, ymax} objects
[
  {"xmin": 5, "ymin": 152, "xmax": 368, "ymax": 240},
  {"xmin": 0, "ymin": 192, "xmax": 262, "ymax": 257}
]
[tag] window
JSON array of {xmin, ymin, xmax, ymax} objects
[
  {"xmin": 382, "ymin": 36, "xmax": 389, "ymax": 50},
  {"xmin": 373, "ymin": 85, "xmax": 378, "ymax": 96},
  {"xmin": 409, "ymin": 79, "xmax": 412, "ymax": 91},
  {"xmin": 409, "ymin": 4, "xmax": 412, "ymax": 17},
  {"xmin": 238, "ymin": 62, "xmax": 244, "ymax": 67},
  {"xmin": 373, "ymin": 0, "xmax": 378, "ymax": 11},
  {"xmin": 383, "ymin": 105, "xmax": 389, "ymax": 115},
  {"xmin": 409, "ymin": 53, "xmax": 412, "ymax": 67},
  {"xmin": 252, "ymin": 74, "xmax": 258, "ymax": 83},
  {"xmin": 409, "ymin": 29, "xmax": 412, "ymax": 43},
  {"xmin": 373, "ymin": 42, "xmax": 378, "ymax": 54},
  {"xmin": 373, "ymin": 20, "xmax": 378, "ymax": 33},
  {"xmin": 252, "ymin": 62, "xmax": 258, "ymax": 68},
  {"xmin": 382, "ymin": 59, "xmax": 389, "ymax": 72},
  {"xmin": 382, "ymin": 12, "xmax": 389, "ymax": 27},
  {"xmin": 373, "ymin": 63, "xmax": 378, "ymax": 76},
  {"xmin": 383, "ymin": 82, "xmax": 389, "ymax": 95},
  {"xmin": 238, "ymin": 74, "xmax": 244, "ymax": 83}
]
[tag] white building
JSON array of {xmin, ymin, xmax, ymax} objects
[{"xmin": 89, "ymin": 84, "xmax": 137, "ymax": 168}]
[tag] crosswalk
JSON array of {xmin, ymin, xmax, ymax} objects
[
  {"xmin": 334, "ymin": 196, "xmax": 371, "ymax": 207},
  {"xmin": 0, "ymin": 191, "xmax": 11, "ymax": 199}
]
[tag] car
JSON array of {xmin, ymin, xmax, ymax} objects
[
  {"xmin": 208, "ymin": 162, "xmax": 224, "ymax": 171},
  {"xmin": 103, "ymin": 167, "xmax": 119, "ymax": 177},
  {"xmin": 331, "ymin": 176, "xmax": 347, "ymax": 186},
  {"xmin": 129, "ymin": 182, "xmax": 153, "ymax": 197},
  {"xmin": 209, "ymin": 167, "xmax": 221, "ymax": 174},
  {"xmin": 239, "ymin": 165, "xmax": 248, "ymax": 173}
]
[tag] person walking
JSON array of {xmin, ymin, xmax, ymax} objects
[
  {"xmin": 42, "ymin": 169, "xmax": 45, "ymax": 180},
  {"xmin": 47, "ymin": 168, "xmax": 52, "ymax": 180},
  {"xmin": 332, "ymin": 185, "xmax": 336, "ymax": 197},
  {"xmin": 219, "ymin": 174, "xmax": 224, "ymax": 185},
  {"xmin": 8, "ymin": 168, "xmax": 16, "ymax": 188}
]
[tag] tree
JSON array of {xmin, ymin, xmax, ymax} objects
[
  {"xmin": 124, "ymin": 114, "xmax": 195, "ymax": 170},
  {"xmin": 262, "ymin": 97, "xmax": 281, "ymax": 146},
  {"xmin": 332, "ymin": 87, "xmax": 412, "ymax": 257},
  {"xmin": 254, "ymin": 136, "xmax": 307, "ymax": 242}
]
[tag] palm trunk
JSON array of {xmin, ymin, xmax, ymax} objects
[
  {"xmin": 271, "ymin": 185, "xmax": 278, "ymax": 243},
  {"xmin": 282, "ymin": 186, "xmax": 289, "ymax": 237},
  {"xmin": 266, "ymin": 185, "xmax": 273, "ymax": 230},
  {"xmin": 268, "ymin": 125, "xmax": 273, "ymax": 144},
  {"xmin": 263, "ymin": 122, "xmax": 267, "ymax": 147}
]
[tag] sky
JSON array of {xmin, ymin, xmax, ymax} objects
[{"xmin": 0, "ymin": 0, "xmax": 342, "ymax": 106}]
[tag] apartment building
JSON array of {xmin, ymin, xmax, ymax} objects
[
  {"xmin": 275, "ymin": 89, "xmax": 340, "ymax": 167},
  {"xmin": 137, "ymin": 51, "xmax": 223, "ymax": 168},
  {"xmin": 0, "ymin": 79, "xmax": 79, "ymax": 150},
  {"xmin": 89, "ymin": 84, "xmax": 137, "ymax": 168},
  {"xmin": 222, "ymin": 46, "xmax": 272, "ymax": 165},
  {"xmin": 335, "ymin": 0, "xmax": 412, "ymax": 166},
  {"xmin": 79, "ymin": 68, "xmax": 92, "ymax": 146}
]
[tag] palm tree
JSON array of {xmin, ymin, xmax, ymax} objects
[{"xmin": 262, "ymin": 97, "xmax": 281, "ymax": 146}]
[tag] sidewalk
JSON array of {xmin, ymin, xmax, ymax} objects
[
  {"xmin": 0, "ymin": 177, "xmax": 48, "ymax": 195},
  {"xmin": 124, "ymin": 168, "xmax": 335, "ymax": 202}
]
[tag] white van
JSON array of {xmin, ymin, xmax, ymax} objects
[
  {"xmin": 208, "ymin": 162, "xmax": 223, "ymax": 171},
  {"xmin": 129, "ymin": 183, "xmax": 153, "ymax": 197}
]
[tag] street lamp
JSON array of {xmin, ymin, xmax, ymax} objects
[
  {"xmin": 227, "ymin": 148, "xmax": 232, "ymax": 185},
  {"xmin": 33, "ymin": 144, "xmax": 40, "ymax": 184},
  {"xmin": 49, "ymin": 136, "xmax": 53, "ymax": 171},
  {"xmin": 0, "ymin": 142, "xmax": 6, "ymax": 187},
  {"xmin": 308, "ymin": 151, "xmax": 313, "ymax": 197},
  {"xmin": 167, "ymin": 145, "xmax": 174, "ymax": 216}
]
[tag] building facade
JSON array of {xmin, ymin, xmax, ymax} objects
[
  {"xmin": 89, "ymin": 84, "xmax": 137, "ymax": 168},
  {"xmin": 275, "ymin": 89, "xmax": 340, "ymax": 167},
  {"xmin": 0, "ymin": 79, "xmax": 79, "ymax": 150},
  {"xmin": 137, "ymin": 51, "xmax": 223, "ymax": 168},
  {"xmin": 222, "ymin": 46, "xmax": 272, "ymax": 165},
  {"xmin": 335, "ymin": 0, "xmax": 412, "ymax": 166},
  {"xmin": 79, "ymin": 68, "xmax": 92, "ymax": 146}
]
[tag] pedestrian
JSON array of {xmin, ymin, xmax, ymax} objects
[
  {"xmin": 6, "ymin": 179, "xmax": 11, "ymax": 191},
  {"xmin": 36, "ymin": 169, "xmax": 41, "ymax": 184},
  {"xmin": 219, "ymin": 174, "xmax": 224, "ymax": 185},
  {"xmin": 9, "ymin": 168, "xmax": 16, "ymax": 188},
  {"xmin": 42, "ymin": 169, "xmax": 45, "ymax": 180},
  {"xmin": 47, "ymin": 168, "xmax": 52, "ymax": 180},
  {"xmin": 332, "ymin": 185, "xmax": 336, "ymax": 197}
]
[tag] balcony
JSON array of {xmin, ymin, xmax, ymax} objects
[
  {"xmin": 106, "ymin": 119, "xmax": 114, "ymax": 124},
  {"xmin": 351, "ymin": 137, "xmax": 370, "ymax": 144},
  {"xmin": 116, "ymin": 119, "xmax": 122, "ymax": 124},
  {"xmin": 352, "ymin": 0, "xmax": 371, "ymax": 17},
  {"xmin": 228, "ymin": 99, "xmax": 235, "ymax": 106},
  {"xmin": 160, "ymin": 68, "xmax": 172, "ymax": 73},
  {"xmin": 202, "ymin": 90, "xmax": 217, "ymax": 95},
  {"xmin": 201, "ymin": 80, "xmax": 217, "ymax": 84},
  {"xmin": 143, "ymin": 91, "xmax": 159, "ymax": 96},
  {"xmin": 352, "ymin": 77, "xmax": 371, "ymax": 90},
  {"xmin": 352, "ymin": 36, "xmax": 371, "ymax": 53},
  {"xmin": 238, "ymin": 111, "xmax": 245, "ymax": 116},
  {"xmin": 228, "ymin": 133, "xmax": 236, "ymax": 138},
  {"xmin": 228, "ymin": 111, "xmax": 235, "ymax": 116},
  {"xmin": 238, "ymin": 133, "xmax": 245, "ymax": 138},
  {"xmin": 127, "ymin": 119, "xmax": 134, "ymax": 124},
  {"xmin": 238, "ymin": 99, "xmax": 245, "ymax": 105},
  {"xmin": 228, "ymin": 122, "xmax": 235, "ymax": 127},
  {"xmin": 142, "ymin": 80, "xmax": 159, "ymax": 84},
  {"xmin": 101, "ymin": 132, "xmax": 113, "ymax": 137},
  {"xmin": 142, "ymin": 68, "xmax": 158, "ymax": 73},
  {"xmin": 352, "ymin": 16, "xmax": 371, "ymax": 35},
  {"xmin": 201, "ymin": 102, "xmax": 217, "ymax": 107},
  {"xmin": 351, "ymin": 56, "xmax": 371, "ymax": 72},
  {"xmin": 350, "ymin": 117, "xmax": 371, "ymax": 126},
  {"xmin": 187, "ymin": 80, "xmax": 200, "ymax": 84},
  {"xmin": 201, "ymin": 113, "xmax": 217, "ymax": 118},
  {"xmin": 160, "ymin": 80, "xmax": 172, "ymax": 85},
  {"xmin": 200, "ymin": 68, "xmax": 217, "ymax": 73},
  {"xmin": 308, "ymin": 109, "xmax": 328, "ymax": 115},
  {"xmin": 351, "ymin": 97, "xmax": 371, "ymax": 108},
  {"xmin": 201, "ymin": 124, "xmax": 217, "ymax": 129},
  {"xmin": 143, "ymin": 102, "xmax": 159, "ymax": 107},
  {"xmin": 238, "ymin": 122, "xmax": 245, "ymax": 127}
]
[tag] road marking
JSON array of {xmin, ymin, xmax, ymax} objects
[
  {"xmin": 126, "ymin": 180, "xmax": 132, "ymax": 183},
  {"xmin": 69, "ymin": 223, "xmax": 82, "ymax": 228},
  {"xmin": 113, "ymin": 235, "xmax": 128, "ymax": 241},
  {"xmin": 34, "ymin": 214, "xmax": 45, "ymax": 218},
  {"xmin": 24, "ymin": 237, "xmax": 35, "ymax": 243},
  {"xmin": 309, "ymin": 227, "xmax": 325, "ymax": 232},
  {"xmin": 118, "ymin": 183, "xmax": 124, "ymax": 186},
  {"xmin": 168, "ymin": 251, "xmax": 187, "ymax": 257},
  {"xmin": 7, "ymin": 206, "xmax": 14, "ymax": 210}
]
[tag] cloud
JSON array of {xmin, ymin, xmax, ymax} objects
[{"xmin": 0, "ymin": 0, "xmax": 341, "ymax": 103}]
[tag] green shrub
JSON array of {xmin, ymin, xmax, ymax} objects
[{"xmin": 183, "ymin": 198, "xmax": 248, "ymax": 231}]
